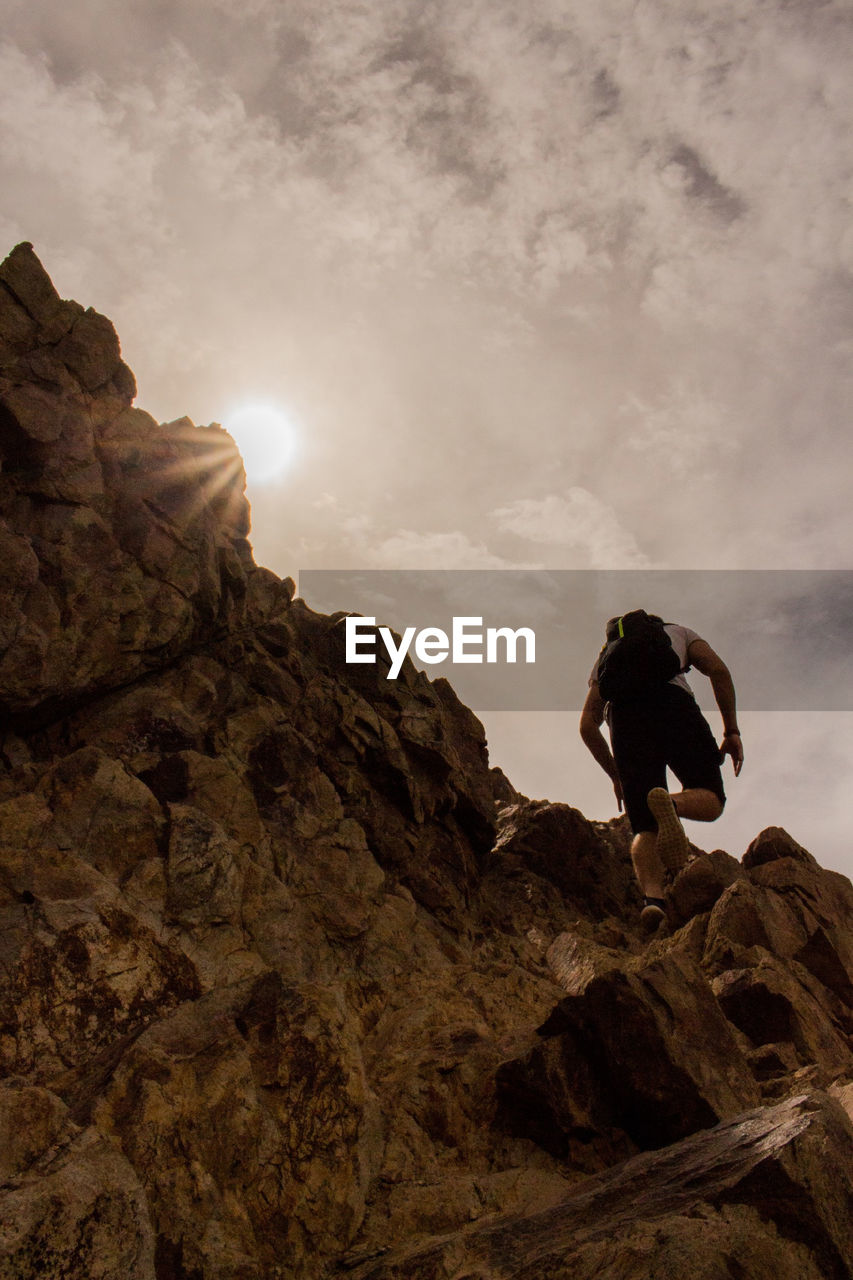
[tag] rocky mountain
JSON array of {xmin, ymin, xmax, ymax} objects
[{"xmin": 0, "ymin": 243, "xmax": 852, "ymax": 1280}]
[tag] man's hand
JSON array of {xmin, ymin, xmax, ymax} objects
[{"xmin": 720, "ymin": 732, "xmax": 744, "ymax": 776}]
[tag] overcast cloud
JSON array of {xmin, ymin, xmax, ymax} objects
[{"xmin": 2, "ymin": 0, "xmax": 852, "ymax": 871}]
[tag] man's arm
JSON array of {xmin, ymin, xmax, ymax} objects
[
  {"xmin": 687, "ymin": 638, "xmax": 744, "ymax": 776},
  {"xmin": 579, "ymin": 682, "xmax": 623, "ymax": 809}
]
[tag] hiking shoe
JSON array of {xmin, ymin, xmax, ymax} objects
[
  {"xmin": 647, "ymin": 787, "xmax": 690, "ymax": 874},
  {"xmin": 640, "ymin": 896, "xmax": 667, "ymax": 930}
]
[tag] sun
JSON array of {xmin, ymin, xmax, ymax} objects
[{"xmin": 223, "ymin": 404, "xmax": 299, "ymax": 485}]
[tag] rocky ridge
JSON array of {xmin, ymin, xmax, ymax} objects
[{"xmin": 0, "ymin": 244, "xmax": 852, "ymax": 1279}]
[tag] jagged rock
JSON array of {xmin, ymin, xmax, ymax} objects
[
  {"xmin": 545, "ymin": 930, "xmax": 625, "ymax": 996},
  {"xmin": 497, "ymin": 948, "xmax": 759, "ymax": 1166},
  {"xmin": 489, "ymin": 800, "xmax": 638, "ymax": 923},
  {"xmin": 35, "ymin": 746, "xmax": 166, "ymax": 883},
  {"xmin": 490, "ymin": 765, "xmax": 527, "ymax": 805},
  {"xmin": 347, "ymin": 1091, "xmax": 853, "ymax": 1280},
  {"xmin": 164, "ymin": 802, "xmax": 245, "ymax": 928},
  {"xmin": 0, "ymin": 1080, "xmax": 154, "ymax": 1280},
  {"xmin": 93, "ymin": 973, "xmax": 380, "ymax": 1280},
  {"xmin": 713, "ymin": 956, "xmax": 851, "ymax": 1080},
  {"xmin": 1, "ymin": 243, "xmax": 76, "ymax": 334},
  {"xmin": 1, "ymin": 247, "xmax": 853, "ymax": 1279},
  {"xmin": 698, "ymin": 839, "xmax": 853, "ymax": 1095},
  {"xmin": 0, "ymin": 250, "xmax": 250, "ymax": 718},
  {"xmin": 668, "ymin": 847, "xmax": 746, "ymax": 925},
  {"xmin": 742, "ymin": 825, "xmax": 817, "ymax": 869}
]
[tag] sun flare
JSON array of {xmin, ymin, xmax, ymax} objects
[{"xmin": 223, "ymin": 404, "xmax": 299, "ymax": 485}]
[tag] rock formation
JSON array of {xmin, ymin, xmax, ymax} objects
[{"xmin": 0, "ymin": 243, "xmax": 852, "ymax": 1279}]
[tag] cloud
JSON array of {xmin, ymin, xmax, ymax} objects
[
  {"xmin": 619, "ymin": 380, "xmax": 740, "ymax": 475},
  {"xmin": 493, "ymin": 491, "xmax": 655, "ymax": 569},
  {"xmin": 368, "ymin": 529, "xmax": 522, "ymax": 570},
  {"xmin": 328, "ymin": 520, "xmax": 538, "ymax": 570},
  {"xmin": 2, "ymin": 0, "xmax": 852, "ymax": 580},
  {"xmin": 4, "ymin": 2, "xmax": 851, "ymax": 346}
]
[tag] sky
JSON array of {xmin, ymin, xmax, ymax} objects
[{"xmin": 2, "ymin": 0, "xmax": 852, "ymax": 874}]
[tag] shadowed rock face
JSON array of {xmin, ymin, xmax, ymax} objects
[{"xmin": 1, "ymin": 245, "xmax": 852, "ymax": 1279}]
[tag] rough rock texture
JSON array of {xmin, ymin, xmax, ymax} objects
[
  {"xmin": 349, "ymin": 1091, "xmax": 853, "ymax": 1280},
  {"xmin": 1, "ymin": 245, "xmax": 852, "ymax": 1279}
]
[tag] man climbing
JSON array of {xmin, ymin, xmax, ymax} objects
[{"xmin": 579, "ymin": 611, "xmax": 743, "ymax": 928}]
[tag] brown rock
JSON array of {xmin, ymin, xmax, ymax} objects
[
  {"xmin": 703, "ymin": 842, "xmax": 853, "ymax": 1057},
  {"xmin": 37, "ymin": 747, "xmax": 165, "ymax": 884},
  {"xmin": 499, "ymin": 949, "xmax": 759, "ymax": 1162},
  {"xmin": 490, "ymin": 800, "xmax": 638, "ymax": 924},
  {"xmin": 0, "ymin": 287, "xmax": 37, "ymax": 348},
  {"xmin": 545, "ymin": 930, "xmax": 625, "ymax": 996},
  {"xmin": 668, "ymin": 847, "xmax": 746, "ymax": 925},
  {"xmin": 712, "ymin": 956, "xmax": 851, "ymax": 1078},
  {"xmin": 490, "ymin": 764, "xmax": 526, "ymax": 805},
  {"xmin": 743, "ymin": 826, "xmax": 817, "ymax": 870},
  {"xmin": 1, "ymin": 383, "xmax": 70, "ymax": 445},
  {"xmin": 53, "ymin": 307, "xmax": 124, "ymax": 391},
  {"xmin": 0, "ymin": 242, "xmax": 65, "ymax": 329},
  {"xmin": 0, "ymin": 1078, "xmax": 71, "ymax": 1182},
  {"xmin": 0, "ymin": 1112, "xmax": 155, "ymax": 1280},
  {"xmin": 164, "ymin": 803, "xmax": 244, "ymax": 928},
  {"xmin": 96, "ymin": 974, "xmax": 380, "ymax": 1280},
  {"xmin": 348, "ymin": 1092, "xmax": 853, "ymax": 1280},
  {"xmin": 0, "ymin": 276, "xmax": 252, "ymax": 718}
]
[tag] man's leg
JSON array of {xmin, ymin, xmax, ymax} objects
[
  {"xmin": 647, "ymin": 786, "xmax": 724, "ymax": 876},
  {"xmin": 623, "ymin": 694, "xmax": 726, "ymax": 926},
  {"xmin": 631, "ymin": 829, "xmax": 665, "ymax": 900},
  {"xmin": 608, "ymin": 698, "xmax": 672, "ymax": 924},
  {"xmin": 672, "ymin": 788, "xmax": 724, "ymax": 821},
  {"xmin": 632, "ymin": 788, "xmax": 722, "ymax": 931}
]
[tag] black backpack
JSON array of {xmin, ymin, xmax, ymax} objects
[{"xmin": 595, "ymin": 610, "xmax": 684, "ymax": 703}]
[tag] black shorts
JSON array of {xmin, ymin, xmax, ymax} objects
[{"xmin": 608, "ymin": 684, "xmax": 726, "ymax": 834}]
